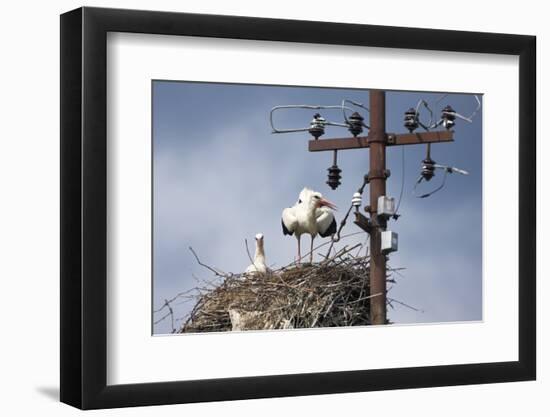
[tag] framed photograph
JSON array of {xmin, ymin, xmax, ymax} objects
[{"xmin": 60, "ymin": 6, "xmax": 536, "ymax": 410}]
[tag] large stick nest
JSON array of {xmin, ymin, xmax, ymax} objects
[{"xmin": 180, "ymin": 245, "xmax": 377, "ymax": 333}]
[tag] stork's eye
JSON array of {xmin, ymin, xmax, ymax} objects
[
  {"xmin": 298, "ymin": 199, "xmax": 302, "ymax": 204},
  {"xmin": 314, "ymin": 195, "xmax": 320, "ymax": 199}
]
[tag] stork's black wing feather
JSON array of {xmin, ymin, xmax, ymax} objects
[
  {"xmin": 319, "ymin": 217, "xmax": 337, "ymax": 238},
  {"xmin": 282, "ymin": 219, "xmax": 294, "ymax": 236}
]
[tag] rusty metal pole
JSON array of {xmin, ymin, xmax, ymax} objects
[{"xmin": 368, "ymin": 90, "xmax": 387, "ymax": 325}]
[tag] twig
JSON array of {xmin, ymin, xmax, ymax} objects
[
  {"xmin": 387, "ymin": 297, "xmax": 423, "ymax": 313},
  {"xmin": 153, "ymin": 288, "xmax": 196, "ymax": 313},
  {"xmin": 293, "ymin": 231, "xmax": 365, "ymax": 266},
  {"xmin": 347, "ymin": 292, "xmax": 383, "ymax": 305},
  {"xmin": 244, "ymin": 238, "xmax": 254, "ymax": 265},
  {"xmin": 189, "ymin": 246, "xmax": 229, "ymax": 278},
  {"xmin": 157, "ymin": 233, "xmax": 420, "ymax": 333}
]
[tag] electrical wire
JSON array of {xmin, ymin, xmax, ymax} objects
[
  {"xmin": 411, "ymin": 93, "xmax": 480, "ymax": 131},
  {"xmin": 434, "ymin": 93, "xmax": 449, "ymax": 105},
  {"xmin": 341, "ymin": 99, "xmax": 370, "ymax": 130},
  {"xmin": 393, "ymin": 146, "xmax": 405, "ymax": 217},
  {"xmin": 326, "ymin": 175, "xmax": 369, "ymax": 256},
  {"xmin": 269, "ymin": 104, "xmax": 350, "ymax": 134},
  {"xmin": 412, "ymin": 169, "xmax": 450, "ymax": 199},
  {"xmin": 270, "ymin": 99, "xmax": 372, "ymax": 135}
]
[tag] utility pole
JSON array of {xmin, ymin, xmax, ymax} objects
[
  {"xmin": 368, "ymin": 90, "xmax": 388, "ymax": 325},
  {"xmin": 307, "ymin": 90, "xmax": 454, "ymax": 325}
]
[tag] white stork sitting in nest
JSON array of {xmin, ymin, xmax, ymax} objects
[
  {"xmin": 282, "ymin": 187, "xmax": 337, "ymax": 264},
  {"xmin": 245, "ymin": 233, "xmax": 269, "ymax": 276}
]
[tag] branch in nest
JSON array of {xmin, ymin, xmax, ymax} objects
[
  {"xmin": 244, "ymin": 239, "xmax": 254, "ymax": 265},
  {"xmin": 180, "ymin": 245, "xmax": 375, "ymax": 333},
  {"xmin": 387, "ymin": 297, "xmax": 423, "ymax": 313},
  {"xmin": 188, "ymin": 246, "xmax": 230, "ymax": 278}
]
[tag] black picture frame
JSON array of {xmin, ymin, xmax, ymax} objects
[{"xmin": 60, "ymin": 6, "xmax": 536, "ymax": 410}]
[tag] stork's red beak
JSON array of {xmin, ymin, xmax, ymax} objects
[{"xmin": 319, "ymin": 198, "xmax": 337, "ymax": 210}]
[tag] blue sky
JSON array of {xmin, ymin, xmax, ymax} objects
[{"xmin": 152, "ymin": 81, "xmax": 483, "ymax": 335}]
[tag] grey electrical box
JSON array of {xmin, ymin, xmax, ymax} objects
[
  {"xmin": 381, "ymin": 231, "xmax": 398, "ymax": 253},
  {"xmin": 377, "ymin": 196, "xmax": 396, "ymax": 218}
]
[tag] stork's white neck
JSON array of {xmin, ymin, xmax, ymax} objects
[{"xmin": 254, "ymin": 241, "xmax": 265, "ymax": 262}]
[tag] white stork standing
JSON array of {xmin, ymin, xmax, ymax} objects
[
  {"xmin": 282, "ymin": 188, "xmax": 337, "ymax": 264},
  {"xmin": 245, "ymin": 233, "xmax": 269, "ymax": 275}
]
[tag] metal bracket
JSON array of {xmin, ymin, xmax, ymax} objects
[
  {"xmin": 354, "ymin": 212, "xmax": 373, "ymax": 234},
  {"xmin": 368, "ymin": 169, "xmax": 391, "ymax": 181}
]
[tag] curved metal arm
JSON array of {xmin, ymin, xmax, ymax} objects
[
  {"xmin": 409, "ymin": 94, "xmax": 481, "ymax": 132},
  {"xmin": 413, "ymin": 164, "xmax": 469, "ymax": 198},
  {"xmin": 270, "ymin": 104, "xmax": 350, "ymax": 134},
  {"xmin": 446, "ymin": 95, "xmax": 481, "ymax": 123},
  {"xmin": 341, "ymin": 99, "xmax": 370, "ymax": 130},
  {"xmin": 413, "ymin": 171, "xmax": 449, "ymax": 198},
  {"xmin": 414, "ymin": 99, "xmax": 436, "ymax": 130}
]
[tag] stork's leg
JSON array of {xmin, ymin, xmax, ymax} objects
[
  {"xmin": 297, "ymin": 236, "xmax": 301, "ymax": 264},
  {"xmin": 310, "ymin": 236, "xmax": 314, "ymax": 264}
]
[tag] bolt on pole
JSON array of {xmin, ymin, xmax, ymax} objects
[{"xmin": 368, "ymin": 90, "xmax": 387, "ymax": 325}]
